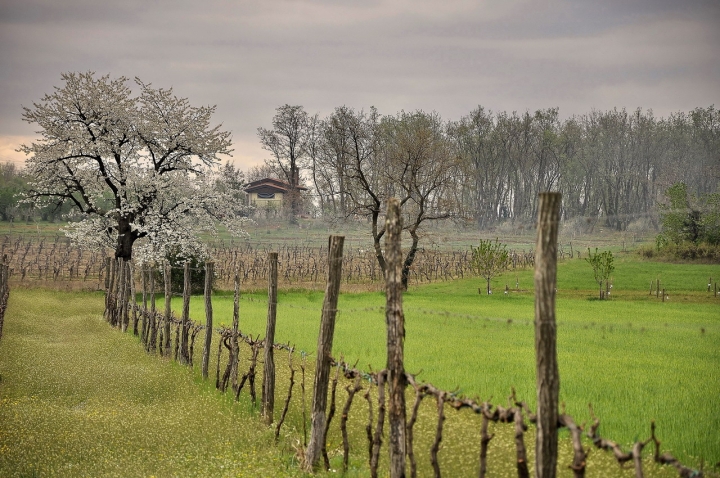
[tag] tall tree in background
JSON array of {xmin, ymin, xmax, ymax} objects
[
  {"xmin": 382, "ymin": 111, "xmax": 456, "ymax": 289},
  {"xmin": 313, "ymin": 106, "xmax": 356, "ymax": 218},
  {"xmin": 324, "ymin": 109, "xmax": 456, "ymax": 288},
  {"xmin": 257, "ymin": 105, "xmax": 310, "ymax": 219},
  {"xmin": 689, "ymin": 106, "xmax": 720, "ymax": 195},
  {"xmin": 448, "ymin": 107, "xmax": 508, "ymax": 228},
  {"xmin": 19, "ymin": 72, "xmax": 243, "ymax": 262}
]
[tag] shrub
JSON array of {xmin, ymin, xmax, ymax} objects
[{"xmin": 153, "ymin": 248, "xmax": 213, "ymax": 295}]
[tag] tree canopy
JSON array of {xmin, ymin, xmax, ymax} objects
[
  {"xmin": 20, "ymin": 72, "xmax": 247, "ymax": 262},
  {"xmin": 585, "ymin": 248, "xmax": 614, "ymax": 300},
  {"xmin": 658, "ymin": 182, "xmax": 720, "ymax": 247},
  {"xmin": 470, "ymin": 238, "xmax": 510, "ymax": 294}
]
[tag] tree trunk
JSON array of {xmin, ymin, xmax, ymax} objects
[
  {"xmin": 400, "ymin": 227, "xmax": 420, "ymax": 291},
  {"xmin": 534, "ymin": 192, "xmax": 561, "ymax": 478},
  {"xmin": 371, "ymin": 208, "xmax": 387, "ymax": 279},
  {"xmin": 385, "ymin": 198, "xmax": 407, "ymax": 477},
  {"xmin": 115, "ymin": 216, "xmax": 137, "ymax": 261}
]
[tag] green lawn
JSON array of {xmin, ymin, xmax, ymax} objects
[{"xmin": 181, "ymin": 254, "xmax": 720, "ymax": 468}]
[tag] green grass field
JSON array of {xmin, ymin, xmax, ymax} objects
[
  {"xmin": 180, "ymin": 253, "xmax": 720, "ymax": 469},
  {"xmin": 0, "ymin": 290, "xmax": 308, "ymax": 477},
  {"xmin": 0, "ymin": 249, "xmax": 718, "ymax": 476}
]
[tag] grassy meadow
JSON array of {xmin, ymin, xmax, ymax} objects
[
  {"xmin": 0, "ymin": 289, "xmax": 308, "ymax": 477},
  {"xmin": 181, "ymin": 253, "xmax": 720, "ymax": 470},
  {"xmin": 0, "ymin": 243, "xmax": 718, "ymax": 476}
]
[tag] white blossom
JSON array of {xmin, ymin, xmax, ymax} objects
[{"xmin": 20, "ymin": 72, "xmax": 251, "ymax": 263}]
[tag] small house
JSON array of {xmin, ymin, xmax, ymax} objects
[{"xmin": 244, "ymin": 177, "xmax": 307, "ymax": 209}]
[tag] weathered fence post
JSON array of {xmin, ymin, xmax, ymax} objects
[
  {"xmin": 103, "ymin": 257, "xmax": 111, "ymax": 321},
  {"xmin": 118, "ymin": 259, "xmax": 128, "ymax": 331},
  {"xmin": 534, "ymin": 192, "xmax": 562, "ymax": 478},
  {"xmin": 148, "ymin": 265, "xmax": 157, "ymax": 353},
  {"xmin": 140, "ymin": 264, "xmax": 148, "ymax": 344},
  {"xmin": 202, "ymin": 261, "xmax": 214, "ymax": 379},
  {"xmin": 163, "ymin": 261, "xmax": 172, "ymax": 357},
  {"xmin": 122, "ymin": 261, "xmax": 130, "ymax": 329},
  {"xmin": 385, "ymin": 198, "xmax": 407, "ymax": 478},
  {"xmin": 262, "ymin": 253, "xmax": 278, "ymax": 424},
  {"xmin": 305, "ymin": 235, "xmax": 344, "ymax": 471},
  {"xmin": 231, "ymin": 269, "xmax": 241, "ymax": 392},
  {"xmin": 123, "ymin": 260, "xmax": 132, "ymax": 331},
  {"xmin": 180, "ymin": 262, "xmax": 191, "ymax": 365},
  {"xmin": 0, "ymin": 260, "xmax": 9, "ymax": 343},
  {"xmin": 129, "ymin": 262, "xmax": 138, "ymax": 336},
  {"xmin": 108, "ymin": 258, "xmax": 118, "ymax": 325}
]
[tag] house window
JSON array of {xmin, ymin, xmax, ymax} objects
[{"xmin": 257, "ymin": 192, "xmax": 275, "ymax": 199}]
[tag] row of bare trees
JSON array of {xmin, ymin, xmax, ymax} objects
[{"xmin": 260, "ymin": 105, "xmax": 719, "ymax": 233}]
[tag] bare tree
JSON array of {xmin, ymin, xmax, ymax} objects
[
  {"xmin": 382, "ymin": 111, "xmax": 456, "ymax": 289},
  {"xmin": 246, "ymin": 163, "xmax": 282, "ymax": 183},
  {"xmin": 257, "ymin": 105, "xmax": 310, "ymax": 219},
  {"xmin": 336, "ymin": 109, "xmax": 456, "ymax": 289},
  {"xmin": 448, "ymin": 107, "xmax": 508, "ymax": 228}
]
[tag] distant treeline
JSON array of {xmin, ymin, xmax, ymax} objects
[
  {"xmin": 0, "ymin": 162, "xmax": 74, "ymax": 223},
  {"xmin": 5, "ymin": 105, "xmax": 718, "ymax": 233},
  {"xmin": 259, "ymin": 105, "xmax": 719, "ymax": 231}
]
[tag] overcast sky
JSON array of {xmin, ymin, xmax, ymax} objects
[{"xmin": 1, "ymin": 0, "xmax": 718, "ymax": 170}]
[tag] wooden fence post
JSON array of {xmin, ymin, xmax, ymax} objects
[
  {"xmin": 108, "ymin": 258, "xmax": 118, "ymax": 324},
  {"xmin": 140, "ymin": 265, "xmax": 148, "ymax": 344},
  {"xmin": 262, "ymin": 253, "xmax": 278, "ymax": 423},
  {"xmin": 180, "ymin": 262, "xmax": 191, "ymax": 365},
  {"xmin": 103, "ymin": 257, "xmax": 111, "ymax": 321},
  {"xmin": 202, "ymin": 261, "xmax": 214, "ymax": 379},
  {"xmin": 305, "ymin": 235, "xmax": 344, "ymax": 471},
  {"xmin": 124, "ymin": 260, "xmax": 132, "ymax": 331},
  {"xmin": 163, "ymin": 261, "xmax": 172, "ymax": 357},
  {"xmin": 0, "ymin": 261, "xmax": 9, "ymax": 342},
  {"xmin": 129, "ymin": 262, "xmax": 138, "ymax": 335},
  {"xmin": 231, "ymin": 269, "xmax": 241, "ymax": 392},
  {"xmin": 118, "ymin": 260, "xmax": 125, "ymax": 330},
  {"xmin": 148, "ymin": 266, "xmax": 157, "ymax": 353},
  {"xmin": 535, "ymin": 192, "xmax": 562, "ymax": 478},
  {"xmin": 385, "ymin": 198, "xmax": 407, "ymax": 478}
]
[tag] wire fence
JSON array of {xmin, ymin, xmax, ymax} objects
[{"xmin": 100, "ymin": 254, "xmax": 710, "ymax": 478}]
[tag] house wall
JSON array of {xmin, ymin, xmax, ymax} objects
[{"xmin": 248, "ymin": 191, "xmax": 284, "ymax": 208}]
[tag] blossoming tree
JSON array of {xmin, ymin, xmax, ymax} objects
[{"xmin": 20, "ymin": 72, "xmax": 248, "ymax": 263}]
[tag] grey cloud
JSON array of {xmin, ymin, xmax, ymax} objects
[{"xmin": 0, "ymin": 0, "xmax": 718, "ymax": 168}]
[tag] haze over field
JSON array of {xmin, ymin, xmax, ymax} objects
[{"xmin": 1, "ymin": 0, "xmax": 718, "ymax": 169}]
